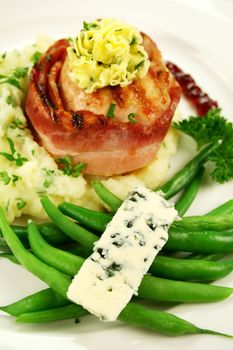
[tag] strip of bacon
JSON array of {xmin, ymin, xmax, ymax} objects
[{"xmin": 25, "ymin": 35, "xmax": 181, "ymax": 176}]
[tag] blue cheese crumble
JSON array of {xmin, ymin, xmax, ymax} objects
[{"xmin": 67, "ymin": 186, "xmax": 178, "ymax": 321}]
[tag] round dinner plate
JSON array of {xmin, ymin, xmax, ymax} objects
[{"xmin": 0, "ymin": 0, "xmax": 233, "ymax": 349}]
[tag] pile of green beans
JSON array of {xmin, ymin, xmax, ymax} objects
[
  {"xmin": 1, "ymin": 146, "xmax": 233, "ymax": 339},
  {"xmin": 0, "ymin": 210, "xmax": 232, "ymax": 338}
]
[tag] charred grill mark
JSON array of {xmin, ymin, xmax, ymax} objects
[
  {"xmin": 36, "ymin": 79, "xmax": 60, "ymax": 123},
  {"xmin": 37, "ymin": 82, "xmax": 54, "ymax": 109},
  {"xmin": 72, "ymin": 112, "xmax": 84, "ymax": 129}
]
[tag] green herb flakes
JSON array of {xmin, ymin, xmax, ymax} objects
[
  {"xmin": 0, "ymin": 137, "xmax": 28, "ymax": 166},
  {"xmin": 130, "ymin": 37, "xmax": 137, "ymax": 45},
  {"xmin": 6, "ymin": 95, "xmax": 17, "ymax": 108},
  {"xmin": 57, "ymin": 155, "xmax": 86, "ymax": 177},
  {"xmin": 42, "ymin": 168, "xmax": 55, "ymax": 188},
  {"xmin": 83, "ymin": 21, "xmax": 98, "ymax": 31},
  {"xmin": 107, "ymin": 103, "xmax": 116, "ymax": 119},
  {"xmin": 9, "ymin": 118, "xmax": 24, "ymax": 130},
  {"xmin": 12, "ymin": 174, "xmax": 21, "ymax": 186},
  {"xmin": 0, "ymin": 171, "xmax": 11, "ymax": 185},
  {"xmin": 0, "ymin": 171, "xmax": 21, "ymax": 186},
  {"xmin": 135, "ymin": 60, "xmax": 144, "ymax": 70},
  {"xmin": 0, "ymin": 66, "xmax": 28, "ymax": 90},
  {"xmin": 16, "ymin": 198, "xmax": 27, "ymax": 210},
  {"xmin": 127, "ymin": 113, "xmax": 138, "ymax": 124},
  {"xmin": 73, "ymin": 162, "xmax": 86, "ymax": 177},
  {"xmin": 31, "ymin": 51, "xmax": 42, "ymax": 64}
]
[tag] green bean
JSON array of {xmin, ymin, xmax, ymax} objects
[
  {"xmin": 138, "ymin": 275, "xmax": 233, "ymax": 303},
  {"xmin": 119, "ymin": 302, "xmax": 232, "ymax": 338},
  {"xmin": 92, "ymin": 180, "xmax": 123, "ymax": 212},
  {"xmin": 206, "ymin": 199, "xmax": 233, "ymax": 217},
  {"xmin": 58, "ymin": 202, "xmax": 113, "ymax": 232},
  {"xmin": 0, "ymin": 288, "xmax": 69, "ymax": 316},
  {"xmin": 0, "ymin": 208, "xmax": 70, "ymax": 299},
  {"xmin": 16, "ymin": 304, "xmax": 88, "ymax": 323},
  {"xmin": 15, "ymin": 302, "xmax": 232, "ymax": 339},
  {"xmin": 166, "ymin": 230, "xmax": 233, "ymax": 253},
  {"xmin": 175, "ymin": 167, "xmax": 204, "ymax": 216},
  {"xmin": 149, "ymin": 255, "xmax": 233, "ymax": 281},
  {"xmin": 28, "ymin": 221, "xmax": 84, "ymax": 276},
  {"xmin": 157, "ymin": 143, "xmax": 218, "ymax": 199},
  {"xmin": 185, "ymin": 253, "xmax": 227, "ymax": 261},
  {"xmin": 173, "ymin": 214, "xmax": 233, "ymax": 231},
  {"xmin": 3, "ymin": 220, "xmax": 231, "ymax": 335},
  {"xmin": 0, "ymin": 252, "xmax": 19, "ymax": 264},
  {"xmin": 41, "ymin": 196, "xmax": 98, "ymax": 251}
]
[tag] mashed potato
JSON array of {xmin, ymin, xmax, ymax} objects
[{"xmin": 0, "ymin": 37, "xmax": 179, "ymax": 223}]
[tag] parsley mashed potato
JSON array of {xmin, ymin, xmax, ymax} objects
[
  {"xmin": 0, "ymin": 35, "xmax": 179, "ymax": 223},
  {"xmin": 67, "ymin": 18, "xmax": 150, "ymax": 93}
]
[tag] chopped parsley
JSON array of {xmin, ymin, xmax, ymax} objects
[
  {"xmin": 127, "ymin": 113, "xmax": 138, "ymax": 124},
  {"xmin": 0, "ymin": 171, "xmax": 21, "ymax": 186},
  {"xmin": 31, "ymin": 51, "xmax": 42, "ymax": 64},
  {"xmin": 42, "ymin": 168, "xmax": 55, "ymax": 188},
  {"xmin": 135, "ymin": 60, "xmax": 144, "ymax": 70},
  {"xmin": 130, "ymin": 37, "xmax": 137, "ymax": 45},
  {"xmin": 16, "ymin": 198, "xmax": 27, "ymax": 210},
  {"xmin": 0, "ymin": 171, "xmax": 11, "ymax": 185},
  {"xmin": 57, "ymin": 155, "xmax": 86, "ymax": 177},
  {"xmin": 72, "ymin": 162, "xmax": 86, "ymax": 177},
  {"xmin": 0, "ymin": 137, "xmax": 28, "ymax": 166},
  {"xmin": 107, "ymin": 103, "xmax": 116, "ymax": 119},
  {"xmin": 6, "ymin": 95, "xmax": 17, "ymax": 108},
  {"xmin": 66, "ymin": 37, "xmax": 73, "ymax": 44},
  {"xmin": 12, "ymin": 174, "xmax": 21, "ymax": 186},
  {"xmin": 9, "ymin": 118, "xmax": 24, "ymax": 130},
  {"xmin": 173, "ymin": 108, "xmax": 233, "ymax": 183},
  {"xmin": 83, "ymin": 21, "xmax": 99, "ymax": 31},
  {"xmin": 0, "ymin": 66, "xmax": 28, "ymax": 89}
]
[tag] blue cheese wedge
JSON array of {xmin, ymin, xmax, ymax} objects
[{"xmin": 67, "ymin": 186, "xmax": 178, "ymax": 321}]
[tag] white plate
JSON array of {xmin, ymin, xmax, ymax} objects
[{"xmin": 0, "ymin": 0, "xmax": 233, "ymax": 349}]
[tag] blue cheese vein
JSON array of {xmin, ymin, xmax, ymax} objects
[{"xmin": 67, "ymin": 186, "xmax": 178, "ymax": 321}]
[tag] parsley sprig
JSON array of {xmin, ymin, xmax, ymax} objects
[
  {"xmin": 57, "ymin": 156, "xmax": 86, "ymax": 177},
  {"xmin": 0, "ymin": 137, "xmax": 28, "ymax": 166},
  {"xmin": 173, "ymin": 108, "xmax": 233, "ymax": 183},
  {"xmin": 0, "ymin": 66, "xmax": 28, "ymax": 89}
]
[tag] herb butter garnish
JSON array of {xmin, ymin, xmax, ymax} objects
[{"xmin": 67, "ymin": 18, "xmax": 150, "ymax": 93}]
